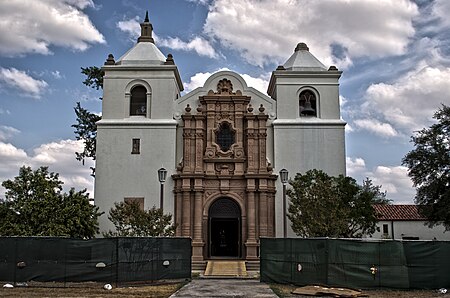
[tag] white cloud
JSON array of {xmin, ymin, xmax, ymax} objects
[
  {"xmin": 346, "ymin": 157, "xmax": 366, "ymax": 177},
  {"xmin": 0, "ymin": 139, "xmax": 94, "ymax": 198},
  {"xmin": 353, "ymin": 119, "xmax": 398, "ymax": 138},
  {"xmin": 65, "ymin": 0, "xmax": 95, "ymax": 10},
  {"xmin": 0, "ymin": 126, "xmax": 20, "ymax": 142},
  {"xmin": 371, "ymin": 166, "xmax": 415, "ymax": 204},
  {"xmin": 346, "ymin": 157, "xmax": 415, "ymax": 204},
  {"xmin": 158, "ymin": 36, "xmax": 218, "ymax": 59},
  {"xmin": 184, "ymin": 70, "xmax": 222, "ymax": 92},
  {"xmin": 361, "ymin": 66, "xmax": 450, "ymax": 136},
  {"xmin": 185, "ymin": 0, "xmax": 210, "ymax": 5},
  {"xmin": 0, "ymin": 108, "xmax": 11, "ymax": 115},
  {"xmin": 204, "ymin": 0, "xmax": 418, "ymax": 67},
  {"xmin": 183, "ymin": 68, "xmax": 269, "ymax": 94},
  {"xmin": 0, "ymin": 67, "xmax": 48, "ymax": 98},
  {"xmin": 117, "ymin": 17, "xmax": 141, "ymax": 41},
  {"xmin": 51, "ymin": 70, "xmax": 63, "ymax": 79},
  {"xmin": 0, "ymin": 0, "xmax": 105, "ymax": 57},
  {"xmin": 117, "ymin": 17, "xmax": 218, "ymax": 58},
  {"xmin": 240, "ymin": 73, "xmax": 270, "ymax": 94},
  {"xmin": 431, "ymin": 0, "xmax": 450, "ymax": 29}
]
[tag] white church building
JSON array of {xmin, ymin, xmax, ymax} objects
[{"xmin": 94, "ymin": 12, "xmax": 346, "ymax": 265}]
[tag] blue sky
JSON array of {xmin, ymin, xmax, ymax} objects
[{"xmin": 0, "ymin": 0, "xmax": 449, "ymax": 203}]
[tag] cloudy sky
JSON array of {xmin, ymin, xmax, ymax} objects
[{"xmin": 0, "ymin": 0, "xmax": 449, "ymax": 203}]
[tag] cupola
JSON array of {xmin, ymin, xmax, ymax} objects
[
  {"xmin": 115, "ymin": 11, "xmax": 166, "ymax": 65},
  {"xmin": 283, "ymin": 42, "xmax": 327, "ymax": 71}
]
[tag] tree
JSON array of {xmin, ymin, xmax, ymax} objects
[
  {"xmin": 0, "ymin": 166, "xmax": 102, "ymax": 238},
  {"xmin": 72, "ymin": 66, "xmax": 103, "ymax": 171},
  {"xmin": 81, "ymin": 66, "xmax": 104, "ymax": 90},
  {"xmin": 73, "ymin": 102, "xmax": 101, "ymax": 168},
  {"xmin": 104, "ymin": 201, "xmax": 176, "ymax": 237},
  {"xmin": 287, "ymin": 169, "xmax": 390, "ymax": 238},
  {"xmin": 402, "ymin": 104, "xmax": 450, "ymax": 230}
]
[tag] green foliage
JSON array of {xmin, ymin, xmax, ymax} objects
[
  {"xmin": 72, "ymin": 66, "xmax": 104, "ymax": 171},
  {"xmin": 0, "ymin": 166, "xmax": 102, "ymax": 238},
  {"xmin": 402, "ymin": 104, "xmax": 450, "ymax": 229},
  {"xmin": 72, "ymin": 102, "xmax": 101, "ymax": 171},
  {"xmin": 287, "ymin": 169, "xmax": 389, "ymax": 238},
  {"xmin": 104, "ymin": 201, "xmax": 176, "ymax": 237},
  {"xmin": 81, "ymin": 66, "xmax": 104, "ymax": 90}
]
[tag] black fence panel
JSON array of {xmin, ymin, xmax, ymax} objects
[
  {"xmin": 0, "ymin": 237, "xmax": 191, "ymax": 285},
  {"xmin": 404, "ymin": 241, "xmax": 450, "ymax": 289},
  {"xmin": 261, "ymin": 238, "xmax": 449, "ymax": 289}
]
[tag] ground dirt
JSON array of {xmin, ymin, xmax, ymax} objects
[
  {"xmin": 1, "ymin": 281, "xmax": 446, "ymax": 297},
  {"xmin": 270, "ymin": 283, "xmax": 447, "ymax": 297},
  {"xmin": 0, "ymin": 282, "xmax": 185, "ymax": 298}
]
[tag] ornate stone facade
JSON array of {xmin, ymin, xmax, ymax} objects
[
  {"xmin": 173, "ymin": 79, "xmax": 277, "ymax": 262},
  {"xmin": 95, "ymin": 13, "xmax": 346, "ymax": 266}
]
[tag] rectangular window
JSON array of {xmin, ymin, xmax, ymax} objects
[
  {"xmin": 124, "ymin": 197, "xmax": 144, "ymax": 210},
  {"xmin": 382, "ymin": 224, "xmax": 389, "ymax": 235},
  {"xmin": 132, "ymin": 138, "xmax": 140, "ymax": 154}
]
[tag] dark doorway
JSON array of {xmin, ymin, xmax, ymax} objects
[{"xmin": 209, "ymin": 198, "xmax": 241, "ymax": 258}]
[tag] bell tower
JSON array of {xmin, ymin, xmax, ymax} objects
[
  {"xmin": 268, "ymin": 43, "xmax": 346, "ymax": 237},
  {"xmin": 95, "ymin": 12, "xmax": 183, "ymax": 233}
]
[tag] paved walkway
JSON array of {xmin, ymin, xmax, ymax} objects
[{"xmin": 169, "ymin": 279, "xmax": 278, "ymax": 298}]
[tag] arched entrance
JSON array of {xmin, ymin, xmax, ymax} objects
[{"xmin": 209, "ymin": 198, "xmax": 241, "ymax": 258}]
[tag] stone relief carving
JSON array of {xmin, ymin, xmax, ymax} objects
[
  {"xmin": 204, "ymin": 180, "xmax": 220, "ymax": 188},
  {"xmin": 217, "ymin": 78, "xmax": 233, "ymax": 94},
  {"xmin": 215, "ymin": 163, "xmax": 235, "ymax": 175}
]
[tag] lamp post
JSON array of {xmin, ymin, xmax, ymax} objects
[
  {"xmin": 158, "ymin": 167, "xmax": 167, "ymax": 211},
  {"xmin": 279, "ymin": 168, "xmax": 289, "ymax": 238}
]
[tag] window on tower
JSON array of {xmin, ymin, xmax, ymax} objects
[
  {"xmin": 131, "ymin": 138, "xmax": 140, "ymax": 154},
  {"xmin": 299, "ymin": 90, "xmax": 317, "ymax": 117},
  {"xmin": 130, "ymin": 85, "xmax": 147, "ymax": 116},
  {"xmin": 216, "ymin": 122, "xmax": 235, "ymax": 152}
]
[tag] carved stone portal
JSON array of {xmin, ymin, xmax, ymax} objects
[{"xmin": 173, "ymin": 78, "xmax": 277, "ymax": 264}]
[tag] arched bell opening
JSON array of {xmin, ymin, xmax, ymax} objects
[{"xmin": 208, "ymin": 197, "xmax": 241, "ymax": 258}]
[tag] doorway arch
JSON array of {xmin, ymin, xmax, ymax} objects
[{"xmin": 208, "ymin": 197, "xmax": 241, "ymax": 258}]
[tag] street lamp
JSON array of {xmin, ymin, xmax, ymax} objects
[
  {"xmin": 158, "ymin": 167, "xmax": 167, "ymax": 211},
  {"xmin": 279, "ymin": 168, "xmax": 289, "ymax": 238}
]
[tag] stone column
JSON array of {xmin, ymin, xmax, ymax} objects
[
  {"xmin": 181, "ymin": 191, "xmax": 192, "ymax": 237},
  {"xmin": 192, "ymin": 179, "xmax": 204, "ymax": 261},
  {"xmin": 267, "ymin": 193, "xmax": 275, "ymax": 237},
  {"xmin": 245, "ymin": 179, "xmax": 258, "ymax": 260},
  {"xmin": 259, "ymin": 191, "xmax": 268, "ymax": 237},
  {"xmin": 174, "ymin": 190, "xmax": 182, "ymax": 236}
]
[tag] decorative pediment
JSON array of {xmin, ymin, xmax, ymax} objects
[{"xmin": 217, "ymin": 78, "xmax": 233, "ymax": 94}]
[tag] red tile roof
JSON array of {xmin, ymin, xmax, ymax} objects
[{"xmin": 374, "ymin": 204, "xmax": 426, "ymax": 221}]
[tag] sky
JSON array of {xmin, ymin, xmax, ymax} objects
[{"xmin": 0, "ymin": 0, "xmax": 449, "ymax": 204}]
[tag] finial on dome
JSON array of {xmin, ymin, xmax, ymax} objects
[
  {"xmin": 138, "ymin": 11, "xmax": 154, "ymax": 43},
  {"xmin": 295, "ymin": 42, "xmax": 309, "ymax": 52}
]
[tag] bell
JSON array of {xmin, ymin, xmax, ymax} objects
[{"xmin": 301, "ymin": 100, "xmax": 315, "ymax": 116}]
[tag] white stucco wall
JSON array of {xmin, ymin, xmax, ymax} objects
[
  {"xmin": 95, "ymin": 120, "xmax": 177, "ymax": 233},
  {"xmin": 369, "ymin": 220, "xmax": 450, "ymax": 241}
]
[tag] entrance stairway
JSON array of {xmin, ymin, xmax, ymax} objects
[{"xmin": 204, "ymin": 260, "xmax": 248, "ymax": 277}]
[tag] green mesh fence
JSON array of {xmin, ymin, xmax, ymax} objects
[
  {"xmin": 260, "ymin": 238, "xmax": 450, "ymax": 289},
  {"xmin": 0, "ymin": 237, "xmax": 191, "ymax": 286}
]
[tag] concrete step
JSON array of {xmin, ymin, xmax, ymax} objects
[
  {"xmin": 245, "ymin": 260, "xmax": 260, "ymax": 271},
  {"xmin": 192, "ymin": 261, "xmax": 207, "ymax": 271},
  {"xmin": 204, "ymin": 260, "xmax": 248, "ymax": 277}
]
